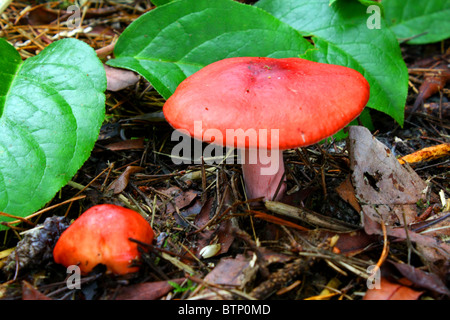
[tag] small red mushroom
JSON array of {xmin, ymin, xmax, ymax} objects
[
  {"xmin": 163, "ymin": 57, "xmax": 370, "ymax": 201},
  {"xmin": 53, "ymin": 204, "xmax": 154, "ymax": 275}
]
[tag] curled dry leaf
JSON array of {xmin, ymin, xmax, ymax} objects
[
  {"xmin": 414, "ymin": 63, "xmax": 450, "ymax": 103},
  {"xmin": 107, "ymin": 166, "xmax": 144, "ymax": 194},
  {"xmin": 408, "ymin": 59, "xmax": 450, "ymax": 119},
  {"xmin": 104, "ymin": 64, "xmax": 140, "ymax": 92},
  {"xmin": 96, "ymin": 43, "xmax": 115, "ymax": 60},
  {"xmin": 102, "ymin": 138, "xmax": 145, "ymax": 152}
]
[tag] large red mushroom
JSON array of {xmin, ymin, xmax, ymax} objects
[
  {"xmin": 163, "ymin": 57, "xmax": 370, "ymax": 201},
  {"xmin": 53, "ymin": 204, "xmax": 154, "ymax": 275}
]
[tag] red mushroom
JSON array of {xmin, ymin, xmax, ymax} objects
[
  {"xmin": 53, "ymin": 204, "xmax": 154, "ymax": 275},
  {"xmin": 163, "ymin": 57, "xmax": 370, "ymax": 201}
]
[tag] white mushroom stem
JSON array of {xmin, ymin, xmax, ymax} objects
[{"xmin": 240, "ymin": 148, "xmax": 286, "ymax": 201}]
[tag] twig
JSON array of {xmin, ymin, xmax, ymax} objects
[
  {"xmin": 1, "ymin": 195, "xmax": 86, "ymax": 228},
  {"xmin": 0, "ymin": 0, "xmax": 13, "ymax": 15},
  {"xmin": 264, "ymin": 200, "xmax": 357, "ymax": 232},
  {"xmin": 370, "ymin": 220, "xmax": 389, "ymax": 279}
]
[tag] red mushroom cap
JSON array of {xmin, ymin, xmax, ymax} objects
[
  {"xmin": 163, "ymin": 57, "xmax": 370, "ymax": 149},
  {"xmin": 53, "ymin": 204, "xmax": 154, "ymax": 275}
]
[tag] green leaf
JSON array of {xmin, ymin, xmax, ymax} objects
[
  {"xmin": 256, "ymin": 0, "xmax": 408, "ymax": 126},
  {"xmin": 151, "ymin": 0, "xmax": 173, "ymax": 6},
  {"xmin": 0, "ymin": 38, "xmax": 106, "ymax": 230},
  {"xmin": 107, "ymin": 0, "xmax": 312, "ymax": 100},
  {"xmin": 168, "ymin": 279, "xmax": 195, "ymax": 293},
  {"xmin": 383, "ymin": 0, "xmax": 450, "ymax": 44},
  {"xmin": 357, "ymin": 0, "xmax": 383, "ymax": 10}
]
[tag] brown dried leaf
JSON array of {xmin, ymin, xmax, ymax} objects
[
  {"xmin": 107, "ymin": 166, "xmax": 144, "ymax": 194},
  {"xmin": 335, "ymin": 175, "xmax": 362, "ymax": 213},
  {"xmin": 406, "ymin": 61, "xmax": 450, "ymax": 121},
  {"xmin": 26, "ymin": 6, "xmax": 119, "ymax": 27},
  {"xmin": 416, "ymin": 64, "xmax": 450, "ymax": 102},
  {"xmin": 256, "ymin": 247, "xmax": 293, "ymax": 265},
  {"xmin": 193, "ymin": 197, "xmax": 214, "ymax": 228},
  {"xmin": 22, "ymin": 281, "xmax": 52, "ymax": 300},
  {"xmin": 174, "ymin": 190, "xmax": 199, "ymax": 211},
  {"xmin": 162, "ymin": 187, "xmax": 199, "ymax": 214},
  {"xmin": 348, "ymin": 126, "xmax": 450, "ymax": 264},
  {"xmin": 102, "ymin": 138, "xmax": 145, "ymax": 151},
  {"xmin": 180, "ymin": 199, "xmax": 203, "ymax": 219},
  {"xmin": 96, "ymin": 43, "xmax": 115, "ymax": 60},
  {"xmin": 390, "ymin": 261, "xmax": 450, "ymax": 296},
  {"xmin": 363, "ymin": 214, "xmax": 450, "ymax": 255},
  {"xmin": 204, "ymin": 254, "xmax": 258, "ymax": 290},
  {"xmin": 333, "ymin": 230, "xmax": 379, "ymax": 256},
  {"xmin": 114, "ymin": 278, "xmax": 185, "ymax": 300},
  {"xmin": 172, "ymin": 199, "xmax": 203, "ymax": 228},
  {"xmin": 25, "ymin": 6, "xmax": 59, "ymax": 25},
  {"xmin": 348, "ymin": 126, "xmax": 427, "ymax": 227},
  {"xmin": 363, "ymin": 277, "xmax": 423, "ymax": 300},
  {"xmin": 104, "ymin": 64, "xmax": 140, "ymax": 92}
]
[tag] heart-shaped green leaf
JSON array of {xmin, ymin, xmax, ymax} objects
[
  {"xmin": 256, "ymin": 0, "xmax": 409, "ymax": 126},
  {"xmin": 151, "ymin": 0, "xmax": 173, "ymax": 6},
  {"xmin": 106, "ymin": 0, "xmax": 313, "ymax": 100},
  {"xmin": 383, "ymin": 0, "xmax": 450, "ymax": 44},
  {"xmin": 0, "ymin": 38, "xmax": 106, "ymax": 229}
]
